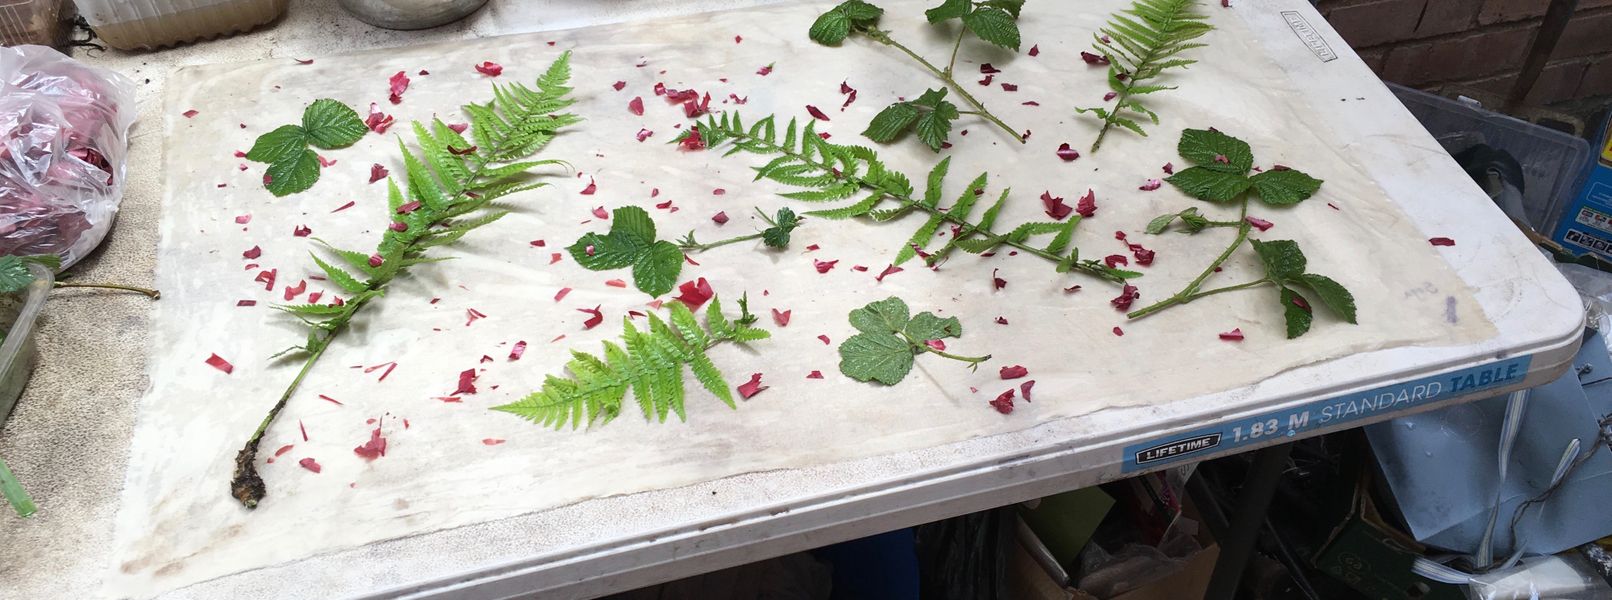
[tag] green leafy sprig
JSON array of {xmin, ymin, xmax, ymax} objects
[
  {"xmin": 0, "ymin": 254, "xmax": 160, "ymax": 299},
  {"xmin": 0, "ymin": 454, "xmax": 33, "ymax": 517},
  {"xmin": 494, "ymin": 295, "xmax": 770, "ymax": 429},
  {"xmin": 1127, "ymin": 129, "xmax": 1355, "ymax": 338},
  {"xmin": 246, "ymin": 99, "xmax": 369, "ymax": 196},
  {"xmin": 839, "ymin": 296, "xmax": 987, "ymax": 385},
  {"xmin": 568, "ymin": 206, "xmax": 686, "ymax": 297},
  {"xmin": 677, "ymin": 208, "xmax": 804, "ymax": 252},
  {"xmin": 1074, "ymin": 0, "xmax": 1212, "ymax": 153},
  {"xmin": 678, "ymin": 111, "xmax": 1137, "ymax": 285},
  {"xmin": 811, "ymin": 0, "xmax": 1026, "ymax": 148},
  {"xmin": 230, "ymin": 52, "xmax": 580, "ymax": 509}
]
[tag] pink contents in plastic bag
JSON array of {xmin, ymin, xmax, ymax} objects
[{"xmin": 0, "ymin": 45, "xmax": 136, "ymax": 268}]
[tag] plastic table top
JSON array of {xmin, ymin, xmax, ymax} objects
[{"xmin": 0, "ymin": 0, "xmax": 1583, "ymax": 598}]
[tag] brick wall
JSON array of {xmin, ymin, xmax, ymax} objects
[{"xmin": 1316, "ymin": 0, "xmax": 1612, "ymax": 106}]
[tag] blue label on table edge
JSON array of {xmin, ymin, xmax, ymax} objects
[{"xmin": 1120, "ymin": 355, "xmax": 1533, "ymax": 472}]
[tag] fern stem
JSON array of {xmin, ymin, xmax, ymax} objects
[
  {"xmin": 1126, "ymin": 198, "xmax": 1252, "ymax": 320},
  {"xmin": 52, "ymin": 281, "xmax": 161, "ymax": 299},
  {"xmin": 862, "ymin": 29, "xmax": 1023, "ymax": 143}
]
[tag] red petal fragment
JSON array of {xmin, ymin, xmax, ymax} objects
[
  {"xmin": 316, "ymin": 394, "xmax": 342, "ymax": 406},
  {"xmin": 875, "ymin": 264, "xmax": 902, "ymax": 282},
  {"xmin": 757, "ymin": 63, "xmax": 774, "ymax": 76},
  {"xmin": 366, "ymin": 163, "xmax": 389, "ymax": 183},
  {"xmin": 1080, "ymin": 51, "xmax": 1110, "ymax": 65},
  {"xmin": 1219, "ymin": 328, "xmax": 1245, "ymax": 341},
  {"xmin": 482, "ymin": 438, "xmax": 505, "ymax": 446},
  {"xmin": 816, "ymin": 335, "xmax": 832, "ymax": 346},
  {"xmin": 992, "ymin": 268, "xmax": 1007, "ymax": 290},
  {"xmin": 978, "ymin": 74, "xmax": 994, "ymax": 86},
  {"xmin": 712, "ymin": 211, "xmax": 730, "ymax": 225},
  {"xmin": 474, "ymin": 61, "xmax": 503, "ymax": 76},
  {"xmin": 737, "ymin": 373, "xmax": 767, "ymax": 399},
  {"xmin": 924, "ymin": 339, "xmax": 946, "ymax": 351},
  {"xmin": 1163, "ymin": 162, "xmax": 1175, "ymax": 174},
  {"xmin": 1028, "ymin": 44, "xmax": 1040, "ymax": 56},
  {"xmin": 233, "ymin": 150, "xmax": 247, "ymax": 158},
  {"xmin": 772, "ymin": 308, "xmax": 792, "ymax": 326},
  {"xmin": 1222, "ymin": 0, "xmax": 1231, "ymax": 7},
  {"xmin": 581, "ymin": 179, "xmax": 597, "ymax": 195},
  {"xmin": 839, "ymin": 80, "xmax": 859, "ymax": 109},
  {"xmin": 1246, "ymin": 216, "xmax": 1273, "ymax": 231},
  {"xmin": 735, "ymin": 35, "xmax": 743, "ymax": 43},
  {"xmin": 1139, "ymin": 179, "xmax": 1163, "ymax": 191},
  {"xmin": 554, "ymin": 287, "xmax": 572, "ymax": 302},
  {"xmin": 509, "ymin": 340, "xmax": 528, "ymax": 360},
  {"xmin": 806, "ymin": 105, "xmax": 830, "ymax": 121},
  {"xmin": 635, "ymin": 128, "xmax": 654, "ymax": 142},
  {"xmin": 579, "ymin": 305, "xmax": 604, "ymax": 329},
  {"xmin": 243, "ymin": 245, "xmax": 262, "ymax": 259},
  {"xmin": 466, "ymin": 308, "xmax": 487, "ymax": 326},
  {"xmin": 1041, "ymin": 191, "xmax": 1072, "ymax": 220},
  {"xmin": 588, "ymin": 206, "xmax": 608, "ymax": 221},
  {"xmin": 182, "ymin": 109, "xmax": 199, "ymax": 118},
  {"xmin": 1328, "ymin": 202, "xmax": 1341, "ymax": 211},
  {"xmin": 389, "ymin": 221, "xmax": 408, "ymax": 232},
  {"xmin": 368, "ymin": 254, "xmax": 384, "ymax": 267},
  {"xmin": 293, "ymin": 224, "xmax": 312, "ymax": 237},
  {"xmin": 1057, "ymin": 143, "xmax": 1080, "ymax": 162},
  {"xmin": 353, "ymin": 426, "xmax": 387, "ymax": 460},
  {"xmin": 283, "ymin": 279, "xmax": 307, "ymax": 301},
  {"xmin": 1000, "ymin": 365, "xmax": 1028, "ymax": 379},
  {"xmin": 206, "ymin": 353, "xmax": 234, "ymax": 374},
  {"xmin": 454, "ymin": 368, "xmax": 478, "ymax": 395},
  {"xmin": 980, "ymin": 63, "xmax": 1001, "ymax": 74},
  {"xmin": 332, "ymin": 201, "xmax": 356, "ymax": 213},
  {"xmin": 387, "ymin": 70, "xmax": 410, "ymax": 104},
  {"xmin": 237, "ymin": 300, "xmax": 256, "ymax": 306},
  {"xmin": 298, "ymin": 457, "xmax": 321, "ymax": 473},
  {"xmin": 1023, "ymin": 101, "xmax": 1041, "ymax": 106},
  {"xmin": 679, "ymin": 126, "xmax": 706, "ymax": 150},
  {"xmin": 436, "ymin": 396, "xmax": 462, "ymax": 403},
  {"xmin": 255, "ymin": 268, "xmax": 277, "ymax": 290},
  {"xmin": 1113, "ymin": 326, "xmax": 1124, "ymax": 336},
  {"xmin": 531, "ymin": 240, "xmax": 546, "ymax": 247},
  {"xmin": 274, "ymin": 444, "xmax": 295, "ymax": 457},
  {"xmin": 550, "ymin": 253, "xmax": 562, "ymax": 264},
  {"xmin": 814, "ymin": 259, "xmax": 838, "ymax": 273},
  {"xmin": 1104, "ymin": 254, "xmax": 1129, "ymax": 268},
  {"xmin": 447, "ymin": 145, "xmax": 477, "ymax": 156},
  {"xmin": 1429, "ymin": 237, "xmax": 1456, "ymax": 246},
  {"xmin": 365, "ymin": 103, "xmax": 395, "ymax": 133},
  {"xmin": 1020, "ymin": 380, "xmax": 1035, "ymax": 401},
  {"xmin": 299, "ymin": 419, "xmax": 308, "ymax": 441},
  {"xmin": 995, "ymin": 316, "xmax": 1008, "ymax": 324},
  {"xmin": 1132, "ymin": 246, "xmax": 1155, "ymax": 266},
  {"xmin": 1111, "ymin": 284, "xmax": 1140, "ymax": 311},
  {"xmin": 294, "ymin": 58, "xmax": 314, "ymax": 65},
  {"xmin": 675, "ymin": 278, "xmax": 714, "ymax": 309},
  {"xmin": 235, "ymin": 213, "xmax": 251, "ymax": 224},
  {"xmin": 1103, "ymin": 91, "xmax": 1118, "ymax": 101},
  {"xmin": 655, "ymin": 199, "xmax": 674, "ymax": 210},
  {"xmin": 396, "ymin": 200, "xmax": 421, "ymax": 214},
  {"xmin": 1076, "ymin": 189, "xmax": 1097, "ymax": 218},
  {"xmin": 1002, "ymin": 83, "xmax": 1019, "ymax": 92},
  {"xmin": 316, "ymin": 154, "xmax": 337, "ymax": 168},
  {"xmin": 990, "ymin": 389, "xmax": 1015, "ymax": 414},
  {"xmin": 806, "ymin": 370, "xmax": 823, "ymax": 379},
  {"xmin": 1291, "ymin": 294, "xmax": 1311, "ymax": 311},
  {"xmin": 628, "ymin": 96, "xmax": 644, "ymax": 116},
  {"xmin": 605, "ymin": 279, "xmax": 627, "ymax": 288}
]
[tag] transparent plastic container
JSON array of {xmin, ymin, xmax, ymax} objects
[
  {"xmin": 0, "ymin": 0, "xmax": 74, "ymax": 47},
  {"xmin": 0, "ymin": 262, "xmax": 51, "ymax": 427},
  {"xmin": 72, "ymin": 0, "xmax": 288, "ymax": 50}
]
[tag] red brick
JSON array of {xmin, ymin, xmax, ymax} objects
[
  {"xmin": 1324, "ymin": 0, "xmax": 1426, "ymax": 48},
  {"xmin": 1526, "ymin": 60, "xmax": 1592, "ymax": 104},
  {"xmin": 1381, "ymin": 28, "xmax": 1534, "ymax": 84},
  {"xmin": 1357, "ymin": 48, "xmax": 1390, "ymax": 73},
  {"xmin": 1414, "ymin": 0, "xmax": 1482, "ymax": 37},
  {"xmin": 1556, "ymin": 11, "xmax": 1612, "ymax": 59},
  {"xmin": 1580, "ymin": 57, "xmax": 1612, "ymax": 97},
  {"xmin": 1479, "ymin": 0, "xmax": 1547, "ymax": 24}
]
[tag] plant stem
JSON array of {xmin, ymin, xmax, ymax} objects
[
  {"xmin": 863, "ymin": 29, "xmax": 1024, "ymax": 143},
  {"xmin": 682, "ymin": 232, "xmax": 765, "ymax": 252},
  {"xmin": 53, "ymin": 281, "xmax": 161, "ymax": 299},
  {"xmin": 901, "ymin": 331, "xmax": 990, "ymax": 367},
  {"xmin": 1127, "ymin": 198, "xmax": 1253, "ymax": 320},
  {"xmin": 230, "ymin": 333, "xmax": 334, "ymax": 508},
  {"xmin": 0, "ymin": 454, "xmax": 36, "ymax": 517},
  {"xmin": 945, "ymin": 28, "xmax": 966, "ymax": 76}
]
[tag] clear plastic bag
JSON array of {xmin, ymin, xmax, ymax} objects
[{"xmin": 0, "ymin": 44, "xmax": 136, "ymax": 268}]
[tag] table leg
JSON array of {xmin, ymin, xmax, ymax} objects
[{"xmin": 1201, "ymin": 442, "xmax": 1295, "ymax": 600}]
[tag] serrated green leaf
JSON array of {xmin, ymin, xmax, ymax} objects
[
  {"xmin": 610, "ymin": 205, "xmax": 658, "ymax": 246},
  {"xmin": 809, "ymin": 9, "xmax": 852, "ymax": 44},
  {"xmin": 923, "ymin": 156, "xmax": 952, "ymax": 207},
  {"xmin": 1165, "ymin": 166, "xmax": 1251, "ymax": 203},
  {"xmin": 981, "ymin": 0, "xmax": 1025, "ymax": 18},
  {"xmin": 838, "ymin": 332, "xmax": 916, "ymax": 385},
  {"xmin": 914, "ymin": 99, "xmax": 959, "ymax": 152},
  {"xmin": 1249, "ymin": 168, "xmax": 1324, "ymax": 206},
  {"xmin": 631, "ymin": 241, "xmax": 683, "ymax": 297},
  {"xmin": 568, "ymin": 232, "xmax": 644, "ymax": 270},
  {"xmin": 926, "ymin": 0, "xmax": 970, "ymax": 22},
  {"xmin": 0, "ymin": 256, "xmax": 38, "ymax": 294},
  {"xmin": 301, "ymin": 99, "xmax": 367, "ymax": 149},
  {"xmin": 246, "ymin": 125, "xmax": 308, "ymax": 164},
  {"xmin": 1146, "ymin": 212, "xmax": 1178, "ymax": 234},
  {"xmin": 1178, "ymin": 128, "xmax": 1254, "ymax": 174},
  {"xmin": 863, "ymin": 102, "xmax": 921, "ymax": 143},
  {"xmin": 905, "ymin": 311, "xmax": 962, "ymax": 341},
  {"xmin": 1281, "ymin": 287, "xmax": 1314, "ymax": 339},
  {"xmin": 1295, "ymin": 273, "xmax": 1357, "ymax": 324},
  {"xmin": 265, "ymin": 149, "xmax": 321, "ymax": 197},
  {"xmin": 805, "ymin": 192, "xmax": 882, "ymax": 219},
  {"xmin": 312, "ymin": 254, "xmax": 368, "ymax": 293},
  {"xmin": 1251, "ymin": 239, "xmax": 1306, "ymax": 282},
  {"xmin": 963, "ymin": 6, "xmax": 1021, "ymax": 51},
  {"xmin": 849, "ymin": 296, "xmax": 911, "ymax": 334}
]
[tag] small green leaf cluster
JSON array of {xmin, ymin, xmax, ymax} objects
[
  {"xmin": 1251, "ymin": 240, "xmax": 1357, "ymax": 338},
  {"xmin": 0, "ymin": 254, "xmax": 59, "ymax": 294},
  {"xmin": 569, "ymin": 206, "xmax": 684, "ymax": 297},
  {"xmin": 1163, "ymin": 129, "xmax": 1323, "ymax": 205},
  {"xmin": 1145, "ymin": 206, "xmax": 1210, "ymax": 234},
  {"xmin": 677, "ymin": 207, "xmax": 804, "ymax": 253},
  {"xmin": 493, "ymin": 296, "xmax": 770, "ymax": 429},
  {"xmin": 246, "ymin": 99, "xmax": 368, "ymax": 196},
  {"xmin": 864, "ymin": 88, "xmax": 960, "ymax": 152},
  {"xmin": 839, "ymin": 296, "xmax": 986, "ymax": 385},
  {"xmin": 809, "ymin": 0, "xmax": 884, "ymax": 45},
  {"xmin": 1075, "ymin": 0, "xmax": 1212, "ymax": 152},
  {"xmin": 682, "ymin": 111, "xmax": 1134, "ymax": 284},
  {"xmin": 924, "ymin": 0, "xmax": 1025, "ymax": 51}
]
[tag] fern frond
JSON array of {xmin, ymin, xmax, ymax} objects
[
  {"xmin": 493, "ymin": 297, "xmax": 767, "ymax": 430},
  {"xmin": 1082, "ymin": 0, "xmax": 1212, "ymax": 152}
]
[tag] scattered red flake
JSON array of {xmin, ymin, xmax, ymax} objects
[
  {"xmin": 665, "ymin": 87, "xmax": 699, "ymax": 102},
  {"xmin": 1104, "ymin": 254, "xmax": 1129, "ymax": 268},
  {"xmin": 634, "ymin": 128, "xmax": 655, "ymax": 142},
  {"xmin": 454, "ymin": 368, "xmax": 478, "ymax": 395},
  {"xmin": 237, "ymin": 300, "xmax": 256, "ymax": 307},
  {"xmin": 655, "ymin": 199, "xmax": 674, "ymax": 210},
  {"xmin": 205, "ymin": 353, "xmax": 234, "ymax": 374},
  {"xmin": 435, "ymin": 396, "xmax": 462, "ymax": 403},
  {"xmin": 293, "ymin": 58, "xmax": 314, "ymax": 65},
  {"xmin": 1041, "ymin": 191, "xmax": 1072, "ymax": 220},
  {"xmin": 1113, "ymin": 326, "xmax": 1124, "ymax": 336},
  {"xmin": 992, "ymin": 268, "xmax": 1007, "ymax": 290},
  {"xmin": 182, "ymin": 109, "xmax": 199, "ymax": 118},
  {"xmin": 1057, "ymin": 143, "xmax": 1080, "ymax": 162},
  {"xmin": 924, "ymin": 339, "xmax": 947, "ymax": 351},
  {"xmin": 1246, "ymin": 216, "xmax": 1274, "ymax": 231},
  {"xmin": 581, "ymin": 179, "xmax": 598, "ymax": 195},
  {"xmin": 1081, "ymin": 51, "xmax": 1110, "ymax": 65},
  {"xmin": 757, "ymin": 63, "xmax": 774, "ymax": 76},
  {"xmin": 1328, "ymin": 202, "xmax": 1341, "ymax": 211},
  {"xmin": 554, "ymin": 287, "xmax": 572, "ymax": 302},
  {"xmin": 233, "ymin": 150, "xmax": 247, "ymax": 158},
  {"xmin": 978, "ymin": 74, "xmax": 994, "ymax": 86},
  {"xmin": 839, "ymin": 80, "xmax": 859, "ymax": 109},
  {"xmin": 1103, "ymin": 91, "xmax": 1118, "ymax": 102},
  {"xmin": 993, "ymin": 316, "xmax": 1008, "ymax": 325},
  {"xmin": 474, "ymin": 61, "xmax": 503, "ymax": 76},
  {"xmin": 1111, "ymin": 284, "xmax": 1140, "ymax": 311},
  {"xmin": 255, "ymin": 268, "xmax": 277, "ymax": 290},
  {"xmin": 1163, "ymin": 162, "xmax": 1175, "ymax": 174},
  {"xmin": 306, "ymin": 292, "xmax": 323, "ymax": 304},
  {"xmin": 737, "ymin": 373, "xmax": 768, "ymax": 399},
  {"xmin": 387, "ymin": 71, "xmax": 410, "ymax": 104},
  {"xmin": 299, "ymin": 457, "xmax": 322, "ymax": 473},
  {"xmin": 1002, "ymin": 83, "xmax": 1019, "ymax": 92},
  {"xmin": 531, "ymin": 240, "xmax": 547, "ymax": 247},
  {"xmin": 806, "ymin": 105, "xmax": 830, "ymax": 121},
  {"xmin": 318, "ymin": 394, "xmax": 343, "ymax": 406},
  {"xmin": 1023, "ymin": 101, "xmax": 1041, "ymax": 106},
  {"xmin": 1429, "ymin": 237, "xmax": 1456, "ymax": 246},
  {"xmin": 332, "ymin": 201, "xmax": 355, "ymax": 212},
  {"xmin": 679, "ymin": 126, "xmax": 706, "ymax": 150},
  {"xmin": 628, "ymin": 96, "xmax": 645, "ymax": 116},
  {"xmin": 316, "ymin": 154, "xmax": 338, "ymax": 168},
  {"xmin": 806, "ymin": 244, "xmax": 820, "ymax": 251},
  {"xmin": 293, "ymin": 224, "xmax": 312, "ymax": 237},
  {"xmin": 735, "ymin": 34, "xmax": 743, "ymax": 43},
  {"xmin": 550, "ymin": 253, "xmax": 562, "ymax": 264},
  {"xmin": 819, "ymin": 132, "xmax": 833, "ymax": 140},
  {"xmin": 980, "ymin": 63, "xmax": 1001, "ymax": 74},
  {"xmin": 243, "ymin": 245, "xmax": 262, "ymax": 259},
  {"xmin": 299, "ymin": 419, "xmax": 308, "ymax": 441},
  {"xmin": 1073, "ymin": 190, "xmax": 1097, "ymax": 218},
  {"xmin": 579, "ymin": 305, "xmax": 604, "ymax": 329},
  {"xmin": 466, "ymin": 308, "xmax": 487, "ymax": 326},
  {"xmin": 772, "ymin": 309, "xmax": 791, "ymax": 326},
  {"xmin": 806, "ymin": 370, "xmax": 824, "ymax": 379},
  {"xmin": 1028, "ymin": 44, "xmax": 1040, "ymax": 56},
  {"xmin": 1219, "ymin": 328, "xmax": 1245, "ymax": 341},
  {"xmin": 1000, "ymin": 365, "xmax": 1028, "ymax": 379},
  {"xmin": 482, "ymin": 438, "xmax": 505, "ymax": 446},
  {"xmin": 509, "ymin": 340, "xmax": 528, "ymax": 361},
  {"xmin": 814, "ymin": 259, "xmax": 838, "ymax": 273},
  {"xmin": 1139, "ymin": 179, "xmax": 1162, "ymax": 191},
  {"xmin": 1291, "ymin": 294, "xmax": 1311, "ymax": 310},
  {"xmin": 445, "ymin": 122, "xmax": 468, "ymax": 134},
  {"xmin": 816, "ymin": 335, "xmax": 831, "ymax": 346},
  {"xmin": 235, "ymin": 214, "xmax": 251, "ymax": 225},
  {"xmin": 353, "ymin": 426, "xmax": 388, "ymax": 460},
  {"xmin": 875, "ymin": 264, "xmax": 903, "ymax": 282},
  {"xmin": 274, "ymin": 444, "xmax": 295, "ymax": 458},
  {"xmin": 283, "ymin": 279, "xmax": 307, "ymax": 301},
  {"xmin": 675, "ymin": 278, "xmax": 714, "ymax": 309},
  {"xmin": 365, "ymin": 104, "xmax": 395, "ymax": 133},
  {"xmin": 364, "ymin": 361, "xmax": 397, "ymax": 381},
  {"xmin": 389, "ymin": 221, "xmax": 408, "ymax": 232},
  {"xmin": 728, "ymin": 93, "xmax": 749, "ymax": 105},
  {"xmin": 1020, "ymin": 380, "xmax": 1035, "ymax": 401},
  {"xmin": 368, "ymin": 254, "xmax": 384, "ymax": 267},
  {"xmin": 990, "ymin": 389, "xmax": 1015, "ymax": 414},
  {"xmin": 1132, "ymin": 246, "xmax": 1155, "ymax": 265},
  {"xmin": 1222, "ymin": 0, "xmax": 1231, "ymax": 6},
  {"xmin": 605, "ymin": 279, "xmax": 628, "ymax": 288},
  {"xmin": 852, "ymin": 265, "xmax": 869, "ymax": 272},
  {"xmin": 397, "ymin": 200, "xmax": 421, "ymax": 214}
]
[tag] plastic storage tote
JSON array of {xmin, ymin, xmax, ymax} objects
[
  {"xmin": 0, "ymin": 262, "xmax": 50, "ymax": 427},
  {"xmin": 72, "ymin": 0, "xmax": 288, "ymax": 50},
  {"xmin": 0, "ymin": 0, "xmax": 74, "ymax": 47}
]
